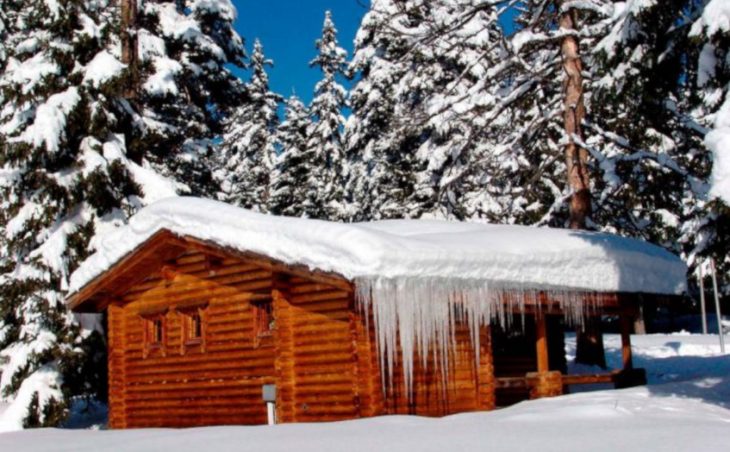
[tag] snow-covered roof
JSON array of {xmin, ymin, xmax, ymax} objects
[{"xmin": 68, "ymin": 197, "xmax": 686, "ymax": 298}]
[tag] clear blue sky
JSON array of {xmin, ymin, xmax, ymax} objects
[
  {"xmin": 230, "ymin": 1, "xmax": 518, "ymax": 106},
  {"xmin": 232, "ymin": 0, "xmax": 368, "ymax": 104}
]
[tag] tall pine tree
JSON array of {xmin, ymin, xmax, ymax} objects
[
  {"xmin": 0, "ymin": 0, "xmax": 143, "ymax": 427},
  {"xmin": 694, "ymin": 0, "xmax": 730, "ymax": 207},
  {"xmin": 345, "ymin": 0, "xmax": 427, "ymax": 221},
  {"xmin": 304, "ymin": 11, "xmax": 348, "ymax": 220},
  {"xmin": 270, "ymin": 96, "xmax": 312, "ymax": 217},
  {"xmin": 346, "ymin": 0, "xmax": 511, "ymax": 222},
  {"xmin": 0, "ymin": 0, "xmax": 247, "ymax": 427},
  {"xmin": 132, "ymin": 0, "xmax": 246, "ymax": 196},
  {"xmin": 217, "ymin": 39, "xmax": 281, "ymax": 211},
  {"xmin": 688, "ymin": 0, "xmax": 730, "ymax": 291}
]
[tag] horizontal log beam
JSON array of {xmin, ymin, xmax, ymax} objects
[
  {"xmin": 562, "ymin": 372, "xmax": 618, "ymax": 385},
  {"xmin": 498, "ymin": 370, "xmax": 625, "ymax": 389}
]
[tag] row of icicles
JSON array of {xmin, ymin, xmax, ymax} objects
[{"xmin": 355, "ymin": 277, "xmax": 604, "ymax": 396}]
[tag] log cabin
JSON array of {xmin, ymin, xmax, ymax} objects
[{"xmin": 66, "ymin": 198, "xmax": 687, "ymax": 428}]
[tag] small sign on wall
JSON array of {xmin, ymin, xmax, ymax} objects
[{"xmin": 262, "ymin": 384, "xmax": 277, "ymax": 402}]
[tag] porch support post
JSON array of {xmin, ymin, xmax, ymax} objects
[
  {"xmin": 620, "ymin": 312, "xmax": 633, "ymax": 370},
  {"xmin": 528, "ymin": 313, "xmax": 562, "ymax": 399},
  {"xmin": 536, "ymin": 312, "xmax": 549, "ymax": 373}
]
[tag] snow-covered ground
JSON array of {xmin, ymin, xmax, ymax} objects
[{"xmin": 1, "ymin": 333, "xmax": 729, "ymax": 451}]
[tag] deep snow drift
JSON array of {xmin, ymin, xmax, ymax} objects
[{"xmin": 1, "ymin": 333, "xmax": 729, "ymax": 451}]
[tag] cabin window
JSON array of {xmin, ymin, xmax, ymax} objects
[
  {"xmin": 141, "ymin": 313, "xmax": 167, "ymax": 358},
  {"xmin": 145, "ymin": 317, "xmax": 164, "ymax": 346},
  {"xmin": 182, "ymin": 309, "xmax": 205, "ymax": 344},
  {"xmin": 176, "ymin": 303, "xmax": 208, "ymax": 354},
  {"xmin": 153, "ymin": 319, "xmax": 164, "ymax": 343},
  {"xmin": 253, "ymin": 299, "xmax": 274, "ymax": 343},
  {"xmin": 188, "ymin": 312, "xmax": 203, "ymax": 340}
]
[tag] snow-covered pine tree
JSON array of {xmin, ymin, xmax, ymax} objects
[
  {"xmin": 470, "ymin": 0, "xmax": 602, "ymax": 229},
  {"xmin": 0, "ymin": 0, "xmax": 146, "ymax": 427},
  {"xmin": 345, "ymin": 0, "xmax": 414, "ymax": 221},
  {"xmin": 345, "ymin": 0, "xmax": 506, "ymax": 221},
  {"xmin": 484, "ymin": 0, "xmax": 607, "ymax": 365},
  {"xmin": 583, "ymin": 0, "xmax": 716, "ymax": 278},
  {"xmin": 688, "ymin": 0, "xmax": 730, "ymax": 291},
  {"xmin": 404, "ymin": 1, "xmax": 508, "ymax": 221},
  {"xmin": 695, "ymin": 0, "xmax": 730, "ymax": 208},
  {"xmin": 304, "ymin": 11, "xmax": 348, "ymax": 220},
  {"xmin": 270, "ymin": 96, "xmax": 312, "ymax": 217},
  {"xmin": 0, "ymin": 0, "xmax": 248, "ymax": 428},
  {"xmin": 217, "ymin": 39, "xmax": 281, "ymax": 211},
  {"xmin": 131, "ymin": 0, "xmax": 247, "ymax": 196}
]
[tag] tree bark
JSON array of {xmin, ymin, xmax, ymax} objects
[
  {"xmin": 121, "ymin": 0, "xmax": 139, "ymax": 99},
  {"xmin": 558, "ymin": 3, "xmax": 605, "ymax": 367},
  {"xmin": 575, "ymin": 318, "xmax": 606, "ymax": 369},
  {"xmin": 633, "ymin": 304, "xmax": 647, "ymax": 335},
  {"xmin": 559, "ymin": 6, "xmax": 591, "ymax": 229}
]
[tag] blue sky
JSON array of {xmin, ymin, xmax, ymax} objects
[
  {"xmin": 230, "ymin": 1, "xmax": 518, "ymax": 106},
  {"xmin": 231, "ymin": 0, "xmax": 367, "ymax": 104}
]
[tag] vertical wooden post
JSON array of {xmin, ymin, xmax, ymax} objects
[
  {"xmin": 528, "ymin": 313, "xmax": 563, "ymax": 399},
  {"xmin": 536, "ymin": 313, "xmax": 549, "ymax": 373},
  {"xmin": 620, "ymin": 312, "xmax": 633, "ymax": 370},
  {"xmin": 107, "ymin": 301, "xmax": 127, "ymax": 428},
  {"xmin": 615, "ymin": 308, "xmax": 647, "ymax": 388}
]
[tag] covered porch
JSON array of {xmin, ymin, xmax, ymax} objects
[{"xmin": 492, "ymin": 293, "xmax": 668, "ymax": 401}]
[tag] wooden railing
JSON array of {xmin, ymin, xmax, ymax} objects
[
  {"xmin": 561, "ymin": 371, "xmax": 619, "ymax": 385},
  {"xmin": 496, "ymin": 370, "xmax": 623, "ymax": 390}
]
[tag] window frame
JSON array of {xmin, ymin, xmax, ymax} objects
[
  {"xmin": 252, "ymin": 298, "xmax": 274, "ymax": 347},
  {"xmin": 176, "ymin": 302, "xmax": 208, "ymax": 354},
  {"xmin": 141, "ymin": 310, "xmax": 168, "ymax": 358}
]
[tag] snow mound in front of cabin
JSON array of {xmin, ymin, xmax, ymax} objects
[
  {"xmin": 68, "ymin": 197, "xmax": 686, "ymax": 296},
  {"xmin": 4, "ymin": 387, "xmax": 730, "ymax": 452},
  {"xmin": 2, "ymin": 333, "xmax": 730, "ymax": 451}
]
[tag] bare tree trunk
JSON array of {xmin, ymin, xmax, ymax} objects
[
  {"xmin": 559, "ymin": 7, "xmax": 591, "ymax": 229},
  {"xmin": 121, "ymin": 0, "xmax": 139, "ymax": 99},
  {"xmin": 558, "ymin": 3, "xmax": 605, "ymax": 367},
  {"xmin": 633, "ymin": 304, "xmax": 647, "ymax": 335},
  {"xmin": 575, "ymin": 318, "xmax": 607, "ymax": 368}
]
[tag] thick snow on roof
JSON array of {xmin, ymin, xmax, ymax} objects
[{"xmin": 68, "ymin": 197, "xmax": 686, "ymax": 297}]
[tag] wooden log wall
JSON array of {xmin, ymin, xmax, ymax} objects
[
  {"xmin": 106, "ymin": 245, "xmax": 502, "ymax": 428},
  {"xmin": 273, "ymin": 276, "xmax": 362, "ymax": 423},
  {"xmin": 108, "ymin": 251, "xmax": 277, "ymax": 428},
  {"xmin": 272, "ymin": 278, "xmax": 496, "ymax": 421},
  {"xmin": 374, "ymin": 324, "xmax": 495, "ymax": 416}
]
